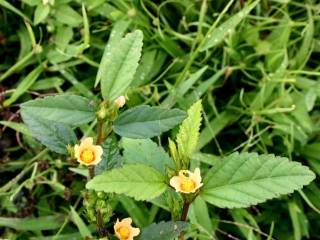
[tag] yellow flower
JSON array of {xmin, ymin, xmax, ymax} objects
[
  {"xmin": 169, "ymin": 168, "xmax": 203, "ymax": 194},
  {"xmin": 74, "ymin": 137, "xmax": 103, "ymax": 166},
  {"xmin": 114, "ymin": 218, "xmax": 140, "ymax": 240}
]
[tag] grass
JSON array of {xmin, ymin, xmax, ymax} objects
[{"xmin": 1, "ymin": 0, "xmax": 320, "ymax": 239}]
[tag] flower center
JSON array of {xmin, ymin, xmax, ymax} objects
[
  {"xmin": 118, "ymin": 226, "xmax": 130, "ymax": 239},
  {"xmin": 180, "ymin": 178, "xmax": 196, "ymax": 192},
  {"xmin": 80, "ymin": 149, "xmax": 95, "ymax": 163}
]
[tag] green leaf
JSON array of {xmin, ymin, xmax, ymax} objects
[
  {"xmin": 197, "ymin": 111, "xmax": 239, "ymax": 150},
  {"xmin": 95, "ymin": 137, "xmax": 122, "ymax": 175},
  {"xmin": 131, "ymin": 50, "xmax": 157, "ymax": 87},
  {"xmin": 139, "ymin": 221, "xmax": 190, "ymax": 240},
  {"xmin": 101, "ymin": 30, "xmax": 143, "ymax": 100},
  {"xmin": 176, "ymin": 100, "xmax": 202, "ymax": 164},
  {"xmin": 3, "ymin": 65, "xmax": 43, "ymax": 107},
  {"xmin": 201, "ymin": 0, "xmax": 259, "ymax": 51},
  {"xmin": 54, "ymin": 26, "xmax": 73, "ymax": 51},
  {"xmin": 114, "ymin": 105, "xmax": 186, "ymax": 138},
  {"xmin": 34, "ymin": 3, "xmax": 50, "ymax": 25},
  {"xmin": 21, "ymin": 110, "xmax": 77, "ymax": 154},
  {"xmin": 0, "ymin": 215, "xmax": 64, "ymax": 231},
  {"xmin": 293, "ymin": 8, "xmax": 314, "ymax": 69},
  {"xmin": 30, "ymin": 77, "xmax": 64, "ymax": 91},
  {"xmin": 189, "ymin": 197, "xmax": 213, "ymax": 234},
  {"xmin": 201, "ymin": 152, "xmax": 315, "ymax": 208},
  {"xmin": 95, "ymin": 20, "xmax": 131, "ymax": 87},
  {"xmin": 20, "ymin": 94, "xmax": 95, "ymax": 126},
  {"xmin": 118, "ymin": 195, "xmax": 149, "ymax": 227},
  {"xmin": 162, "ymin": 67, "xmax": 207, "ymax": 108},
  {"xmin": 86, "ymin": 164, "xmax": 167, "ymax": 201},
  {"xmin": 55, "ymin": 5, "xmax": 82, "ymax": 27},
  {"xmin": 123, "ymin": 138, "xmax": 174, "ymax": 175},
  {"xmin": 0, "ymin": 121, "xmax": 32, "ymax": 136},
  {"xmin": 70, "ymin": 206, "xmax": 92, "ymax": 238}
]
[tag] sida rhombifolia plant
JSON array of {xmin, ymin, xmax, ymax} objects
[{"xmin": 21, "ymin": 27, "xmax": 315, "ymax": 240}]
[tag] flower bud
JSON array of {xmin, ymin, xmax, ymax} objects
[{"xmin": 114, "ymin": 96, "xmax": 126, "ymax": 108}]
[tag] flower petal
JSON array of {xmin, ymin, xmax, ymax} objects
[
  {"xmin": 94, "ymin": 145, "xmax": 103, "ymax": 158},
  {"xmin": 74, "ymin": 144, "xmax": 80, "ymax": 159},
  {"xmin": 131, "ymin": 227, "xmax": 140, "ymax": 237},
  {"xmin": 192, "ymin": 168, "xmax": 202, "ymax": 183},
  {"xmin": 169, "ymin": 176, "xmax": 182, "ymax": 192},
  {"xmin": 121, "ymin": 217, "xmax": 132, "ymax": 226},
  {"xmin": 80, "ymin": 137, "xmax": 94, "ymax": 148}
]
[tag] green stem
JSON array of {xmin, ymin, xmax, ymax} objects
[
  {"xmin": 96, "ymin": 209, "xmax": 108, "ymax": 237},
  {"xmin": 93, "ymin": 119, "xmax": 108, "ymax": 237},
  {"xmin": 96, "ymin": 121, "xmax": 105, "ymax": 145},
  {"xmin": 0, "ymin": 51, "xmax": 34, "ymax": 82}
]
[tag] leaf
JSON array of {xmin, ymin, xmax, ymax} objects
[
  {"xmin": 21, "ymin": 110, "xmax": 77, "ymax": 154},
  {"xmin": 131, "ymin": 50, "xmax": 158, "ymax": 87},
  {"xmin": 176, "ymin": 100, "xmax": 202, "ymax": 163},
  {"xmin": 122, "ymin": 138, "xmax": 174, "ymax": 175},
  {"xmin": 118, "ymin": 195, "xmax": 149, "ymax": 227},
  {"xmin": 201, "ymin": 152, "xmax": 315, "ymax": 208},
  {"xmin": 293, "ymin": 8, "xmax": 314, "ymax": 69},
  {"xmin": 4, "ymin": 65, "xmax": 43, "ymax": 107},
  {"xmin": 162, "ymin": 67, "xmax": 207, "ymax": 108},
  {"xmin": 20, "ymin": 94, "xmax": 95, "ymax": 126},
  {"xmin": 189, "ymin": 197, "xmax": 213, "ymax": 234},
  {"xmin": 34, "ymin": 3, "xmax": 50, "ymax": 25},
  {"xmin": 95, "ymin": 136, "xmax": 122, "ymax": 175},
  {"xmin": 54, "ymin": 26, "xmax": 73, "ymax": 51},
  {"xmin": 70, "ymin": 206, "xmax": 92, "ymax": 238},
  {"xmin": 86, "ymin": 164, "xmax": 167, "ymax": 201},
  {"xmin": 0, "ymin": 120, "xmax": 32, "ymax": 136},
  {"xmin": 95, "ymin": 20, "xmax": 131, "ymax": 87},
  {"xmin": 197, "ymin": 111, "xmax": 239, "ymax": 150},
  {"xmin": 101, "ymin": 30, "xmax": 143, "ymax": 100},
  {"xmin": 55, "ymin": 5, "xmax": 82, "ymax": 27},
  {"xmin": 230, "ymin": 209, "xmax": 260, "ymax": 239},
  {"xmin": 139, "ymin": 221, "xmax": 190, "ymax": 240},
  {"xmin": 201, "ymin": 0, "xmax": 259, "ymax": 51},
  {"xmin": 114, "ymin": 105, "xmax": 186, "ymax": 139},
  {"xmin": 31, "ymin": 77, "xmax": 64, "ymax": 91},
  {"xmin": 0, "ymin": 215, "xmax": 64, "ymax": 231}
]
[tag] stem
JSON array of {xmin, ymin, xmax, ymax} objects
[
  {"xmin": 96, "ymin": 209, "xmax": 108, "ymax": 237},
  {"xmin": 0, "ymin": 51, "xmax": 34, "ymax": 82},
  {"xmin": 179, "ymin": 201, "xmax": 190, "ymax": 240},
  {"xmin": 88, "ymin": 166, "xmax": 95, "ymax": 179},
  {"xmin": 96, "ymin": 121, "xmax": 105, "ymax": 145},
  {"xmin": 180, "ymin": 201, "xmax": 190, "ymax": 221},
  {"xmin": 93, "ymin": 120, "xmax": 108, "ymax": 237},
  {"xmin": 88, "ymin": 120, "xmax": 106, "ymax": 181}
]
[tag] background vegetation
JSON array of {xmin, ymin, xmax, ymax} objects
[{"xmin": 1, "ymin": 0, "xmax": 320, "ymax": 239}]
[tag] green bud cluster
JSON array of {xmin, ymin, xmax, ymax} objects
[{"xmin": 83, "ymin": 190, "xmax": 113, "ymax": 224}]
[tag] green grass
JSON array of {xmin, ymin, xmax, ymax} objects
[{"xmin": 0, "ymin": 0, "xmax": 320, "ymax": 239}]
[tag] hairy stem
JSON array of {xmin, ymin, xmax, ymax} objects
[
  {"xmin": 96, "ymin": 209, "xmax": 108, "ymax": 237},
  {"xmin": 93, "ymin": 120, "xmax": 108, "ymax": 236},
  {"xmin": 88, "ymin": 166, "xmax": 95, "ymax": 179},
  {"xmin": 179, "ymin": 201, "xmax": 190, "ymax": 240},
  {"xmin": 96, "ymin": 121, "xmax": 105, "ymax": 145}
]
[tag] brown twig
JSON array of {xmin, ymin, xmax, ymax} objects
[{"xmin": 179, "ymin": 201, "xmax": 190, "ymax": 240}]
